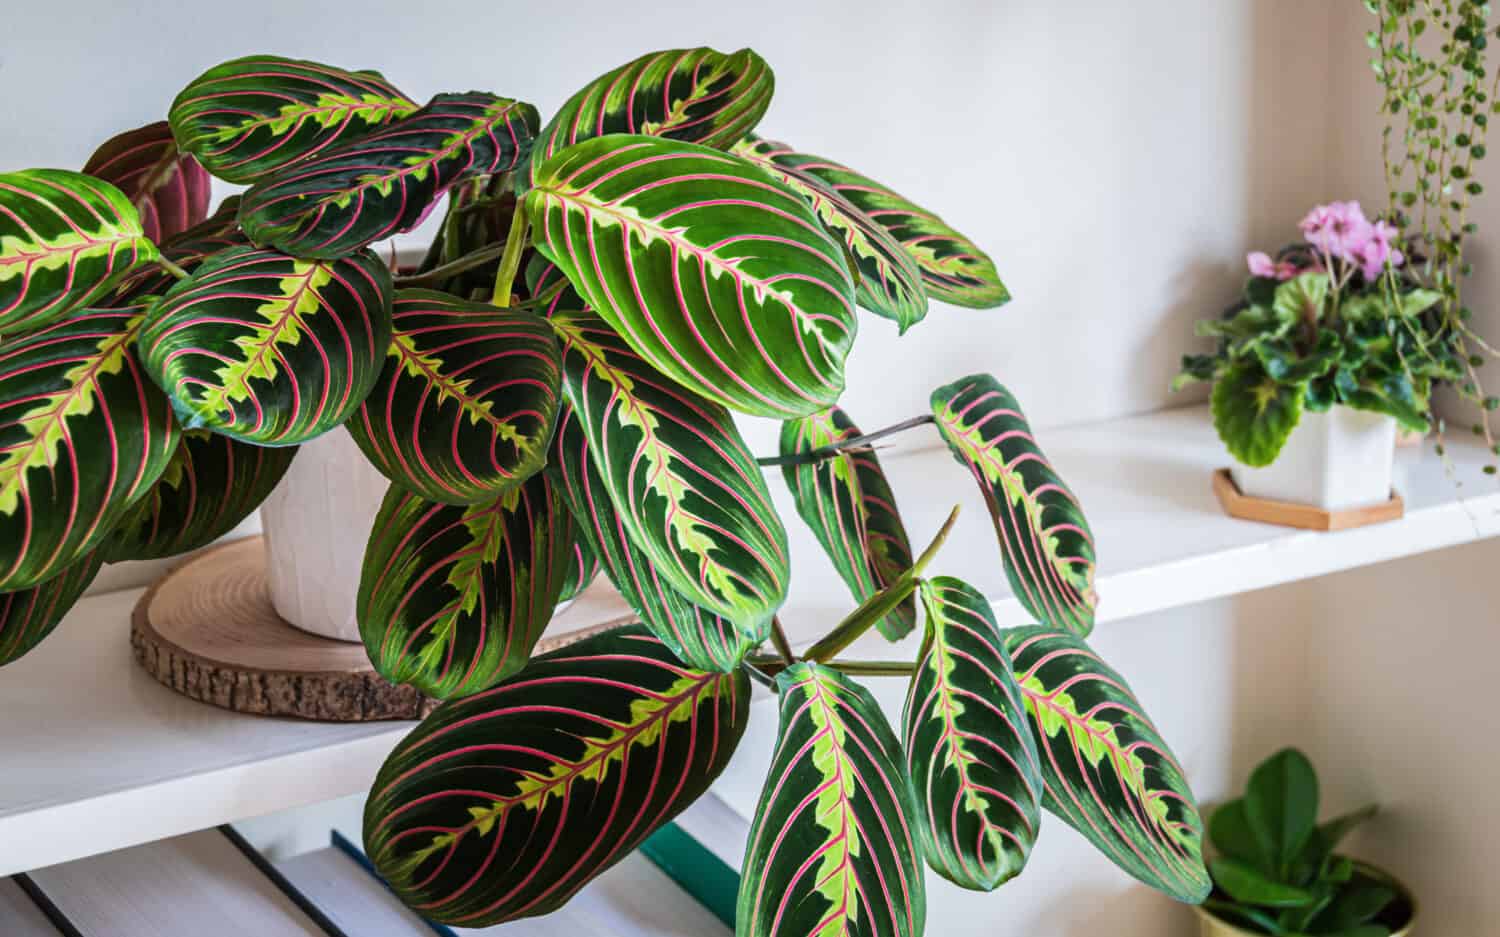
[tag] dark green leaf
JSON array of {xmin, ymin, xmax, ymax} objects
[
  {"xmin": 1211, "ymin": 857, "xmax": 1319, "ymax": 907},
  {"xmin": 739, "ymin": 663, "xmax": 925, "ymax": 937},
  {"xmin": 0, "ymin": 548, "xmax": 102, "ymax": 666},
  {"xmin": 364, "ymin": 625, "xmax": 749, "ymax": 926},
  {"xmin": 780, "ymin": 406, "xmax": 916, "ymax": 640},
  {"xmin": 1244, "ymin": 748, "xmax": 1320, "ymax": 875},
  {"xmin": 1211, "ymin": 359, "xmax": 1305, "ymax": 467}
]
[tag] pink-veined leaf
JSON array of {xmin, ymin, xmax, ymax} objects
[
  {"xmin": 364, "ymin": 625, "xmax": 749, "ymax": 926},
  {"xmin": 138, "ymin": 245, "xmax": 393, "ymax": 446},
  {"xmin": 931, "ymin": 373, "xmax": 1097, "ymax": 636},
  {"xmin": 738, "ymin": 662, "xmax": 926, "ymax": 937},
  {"xmin": 0, "ymin": 547, "xmax": 103, "ymax": 666},
  {"xmin": 1004, "ymin": 626, "xmax": 1211, "ymax": 903},
  {"xmin": 1, "ymin": 169, "xmax": 160, "ymax": 336},
  {"xmin": 0, "ymin": 307, "xmax": 180, "ymax": 591},
  {"xmin": 524, "ymin": 46, "xmax": 773, "ymax": 188},
  {"xmin": 169, "ymin": 55, "xmax": 419, "ymax": 184},
  {"xmin": 82, "ymin": 121, "xmax": 211, "ymax": 243},
  {"xmin": 526, "ymin": 135, "xmax": 857, "ymax": 419},
  {"xmin": 347, "ymin": 289, "xmax": 562, "ymax": 505},
  {"xmin": 239, "ymin": 93, "xmax": 540, "ymax": 259},
  {"xmin": 549, "ymin": 308, "xmax": 788, "ymax": 637},
  {"xmin": 548, "ymin": 407, "xmax": 760, "ymax": 672},
  {"xmin": 356, "ymin": 472, "xmax": 571, "ymax": 700},
  {"xmin": 902, "ymin": 576, "xmax": 1042, "ymax": 890},
  {"xmin": 743, "ymin": 138, "xmax": 1008, "ymax": 309},
  {"xmin": 734, "ymin": 137, "xmax": 928, "ymax": 331},
  {"xmin": 780, "ymin": 405, "xmax": 917, "ymax": 641}
]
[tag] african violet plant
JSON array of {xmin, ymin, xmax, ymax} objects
[{"xmin": 0, "ymin": 47, "xmax": 1210, "ymax": 932}]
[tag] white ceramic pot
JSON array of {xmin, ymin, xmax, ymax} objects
[
  {"xmin": 260, "ymin": 430, "xmax": 389, "ymax": 642},
  {"xmin": 1229, "ymin": 406, "xmax": 1397, "ymax": 510}
]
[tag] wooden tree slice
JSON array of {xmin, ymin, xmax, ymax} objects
[{"xmin": 131, "ymin": 536, "xmax": 638, "ymax": 722}]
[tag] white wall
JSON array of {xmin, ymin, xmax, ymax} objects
[{"xmin": 3, "ymin": 0, "xmax": 1336, "ymax": 432}]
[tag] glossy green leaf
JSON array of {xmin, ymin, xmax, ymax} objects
[
  {"xmin": 739, "ymin": 662, "xmax": 925, "ymax": 937},
  {"xmin": 781, "ymin": 406, "xmax": 916, "ymax": 641},
  {"xmin": 365, "ymin": 625, "xmax": 749, "ymax": 926},
  {"xmin": 1004, "ymin": 627, "xmax": 1211, "ymax": 903},
  {"xmin": 0, "ymin": 548, "xmax": 102, "ymax": 666},
  {"xmin": 1210, "ymin": 857, "xmax": 1318, "ymax": 908},
  {"xmin": 931, "ymin": 374, "xmax": 1097, "ymax": 636},
  {"xmin": 1244, "ymin": 747, "xmax": 1320, "ymax": 874},
  {"xmin": 1212, "ymin": 359, "xmax": 1304, "ymax": 467},
  {"xmin": 240, "ymin": 93, "xmax": 540, "ymax": 258},
  {"xmin": 1209, "ymin": 798, "xmax": 1273, "ymax": 874},
  {"xmin": 902, "ymin": 577, "xmax": 1042, "ymax": 891},
  {"xmin": 550, "ymin": 309, "xmax": 788, "ymax": 636},
  {"xmin": 82, "ymin": 121, "xmax": 211, "ymax": 243},
  {"xmin": 0, "ymin": 308, "xmax": 180, "ymax": 591},
  {"xmin": 548, "ymin": 408, "xmax": 759, "ymax": 671},
  {"xmin": 139, "ymin": 245, "xmax": 393, "ymax": 445},
  {"xmin": 105, "ymin": 429, "xmax": 297, "ymax": 562},
  {"xmin": 357, "ymin": 473, "xmax": 571, "ymax": 700},
  {"xmin": 347, "ymin": 289, "xmax": 561, "ymax": 505},
  {"xmin": 169, "ymin": 55, "xmax": 419, "ymax": 184},
  {"xmin": 1, "ymin": 169, "xmax": 160, "ymax": 335},
  {"xmin": 734, "ymin": 138, "xmax": 927, "ymax": 331},
  {"xmin": 1315, "ymin": 804, "xmax": 1378, "ymax": 858},
  {"xmin": 527, "ymin": 135, "xmax": 857, "ymax": 419},
  {"xmin": 740, "ymin": 140, "xmax": 1007, "ymax": 309},
  {"xmin": 526, "ymin": 47, "xmax": 773, "ymax": 187}
]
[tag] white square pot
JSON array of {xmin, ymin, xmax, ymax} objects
[{"xmin": 1228, "ymin": 407, "xmax": 1396, "ymax": 511}]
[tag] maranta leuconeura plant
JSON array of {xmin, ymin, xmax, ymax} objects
[{"xmin": 0, "ymin": 46, "xmax": 1209, "ymax": 932}]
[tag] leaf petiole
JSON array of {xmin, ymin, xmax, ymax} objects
[{"xmin": 490, "ymin": 206, "xmax": 530, "ymax": 307}]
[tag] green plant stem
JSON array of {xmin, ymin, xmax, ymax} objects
[
  {"xmin": 755, "ymin": 414, "xmax": 935, "ymax": 468},
  {"xmin": 769, "ymin": 616, "xmax": 796, "ymax": 666},
  {"xmin": 803, "ymin": 504, "xmax": 960, "ymax": 663},
  {"xmin": 157, "ymin": 257, "xmax": 191, "ymax": 281},
  {"xmin": 490, "ymin": 208, "xmax": 530, "ymax": 307},
  {"xmin": 747, "ymin": 655, "xmax": 915, "ymax": 678},
  {"xmin": 394, "ymin": 243, "xmax": 506, "ymax": 287}
]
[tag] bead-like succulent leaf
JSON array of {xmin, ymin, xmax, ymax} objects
[
  {"xmin": 931, "ymin": 374, "xmax": 1097, "ymax": 636},
  {"xmin": 139, "ymin": 245, "xmax": 393, "ymax": 445},
  {"xmin": 735, "ymin": 138, "xmax": 927, "ymax": 331},
  {"xmin": 0, "ymin": 548, "xmax": 103, "ymax": 666},
  {"xmin": 0, "ymin": 308, "xmax": 179, "ymax": 590},
  {"xmin": 357, "ymin": 474, "xmax": 571, "ymax": 700},
  {"xmin": 169, "ymin": 55, "xmax": 419, "ymax": 184},
  {"xmin": 106, "ymin": 429, "xmax": 297, "ymax": 562},
  {"xmin": 82, "ymin": 121, "xmax": 211, "ymax": 243},
  {"xmin": 1004, "ymin": 626, "xmax": 1211, "ymax": 903},
  {"xmin": 1, "ymin": 169, "xmax": 160, "ymax": 335},
  {"xmin": 526, "ymin": 135, "xmax": 856, "ymax": 419},
  {"xmin": 550, "ymin": 309, "xmax": 788, "ymax": 636},
  {"xmin": 781, "ymin": 406, "xmax": 917, "ymax": 640},
  {"xmin": 526, "ymin": 46, "xmax": 773, "ymax": 185},
  {"xmin": 548, "ymin": 409, "xmax": 760, "ymax": 671},
  {"xmin": 902, "ymin": 577, "xmax": 1042, "ymax": 890},
  {"xmin": 348, "ymin": 289, "xmax": 561, "ymax": 505},
  {"xmin": 739, "ymin": 662, "xmax": 926, "ymax": 937},
  {"xmin": 239, "ymin": 93, "xmax": 540, "ymax": 258},
  {"xmin": 365, "ymin": 625, "xmax": 748, "ymax": 926},
  {"xmin": 745, "ymin": 140, "xmax": 1007, "ymax": 309}
]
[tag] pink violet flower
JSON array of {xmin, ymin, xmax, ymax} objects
[{"xmin": 1301, "ymin": 200, "xmax": 1375, "ymax": 265}]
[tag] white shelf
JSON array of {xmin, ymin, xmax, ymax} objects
[
  {"xmin": 0, "ymin": 578, "xmax": 631, "ymax": 877},
  {"xmin": 771, "ymin": 404, "xmax": 1500, "ymax": 653},
  {"xmin": 0, "ymin": 403, "xmax": 1494, "ymax": 876}
]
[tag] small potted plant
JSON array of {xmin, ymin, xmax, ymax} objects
[
  {"xmin": 1173, "ymin": 200, "xmax": 1456, "ymax": 510},
  {"xmin": 1198, "ymin": 748, "xmax": 1415, "ymax": 937}
]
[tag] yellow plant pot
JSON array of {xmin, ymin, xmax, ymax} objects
[{"xmin": 1194, "ymin": 862, "xmax": 1416, "ymax": 937}]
